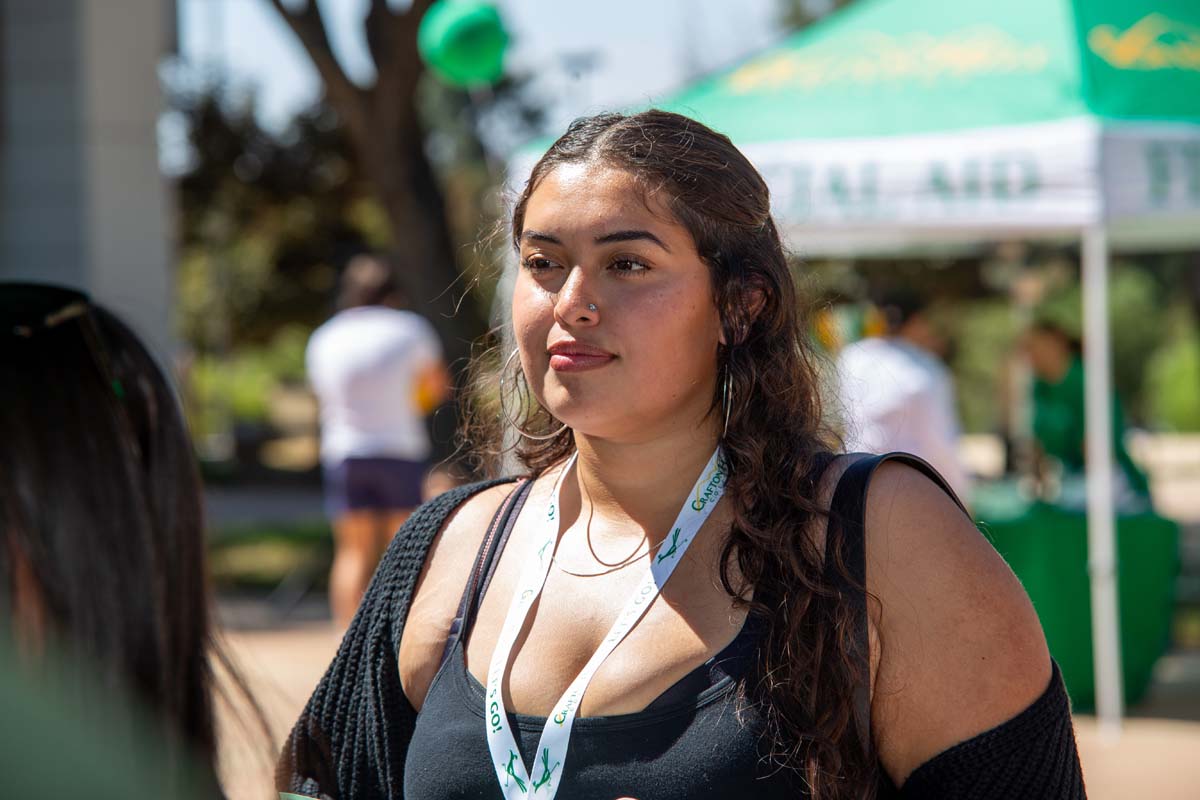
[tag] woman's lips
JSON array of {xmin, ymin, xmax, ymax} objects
[
  {"xmin": 547, "ymin": 341, "xmax": 615, "ymax": 373},
  {"xmin": 549, "ymin": 353, "xmax": 614, "ymax": 372}
]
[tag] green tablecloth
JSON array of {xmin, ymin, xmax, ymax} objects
[{"xmin": 972, "ymin": 481, "xmax": 1180, "ymax": 709}]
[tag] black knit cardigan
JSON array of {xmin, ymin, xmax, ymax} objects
[
  {"xmin": 276, "ymin": 476, "xmax": 1086, "ymax": 799},
  {"xmin": 276, "ymin": 478, "xmax": 513, "ymax": 799}
]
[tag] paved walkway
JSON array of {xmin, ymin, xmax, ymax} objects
[
  {"xmin": 215, "ymin": 623, "xmax": 340, "ymax": 800},
  {"xmin": 216, "ymin": 621, "xmax": 1200, "ymax": 800},
  {"xmin": 1074, "ymin": 716, "xmax": 1200, "ymax": 800}
]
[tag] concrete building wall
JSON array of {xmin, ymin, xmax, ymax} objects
[
  {"xmin": 0, "ymin": 0, "xmax": 87, "ymax": 288},
  {"xmin": 80, "ymin": 0, "xmax": 172, "ymax": 353},
  {"xmin": 1, "ymin": 0, "xmax": 172, "ymax": 356}
]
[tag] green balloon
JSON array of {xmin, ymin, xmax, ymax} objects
[{"xmin": 417, "ymin": 0, "xmax": 509, "ymax": 88}]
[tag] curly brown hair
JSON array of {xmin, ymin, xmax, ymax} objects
[{"xmin": 464, "ymin": 110, "xmax": 875, "ymax": 798}]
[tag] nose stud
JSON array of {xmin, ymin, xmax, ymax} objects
[{"xmin": 587, "ymin": 303, "xmax": 598, "ymax": 312}]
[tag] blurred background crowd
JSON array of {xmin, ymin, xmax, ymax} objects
[{"xmin": 2, "ymin": 0, "xmax": 1200, "ymax": 797}]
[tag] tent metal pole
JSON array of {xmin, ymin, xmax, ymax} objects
[{"xmin": 1082, "ymin": 225, "xmax": 1123, "ymax": 739}]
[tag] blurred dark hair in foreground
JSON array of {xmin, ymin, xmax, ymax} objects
[{"xmin": 0, "ymin": 282, "xmax": 262, "ymax": 795}]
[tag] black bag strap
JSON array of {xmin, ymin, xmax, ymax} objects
[{"xmin": 441, "ymin": 478, "xmax": 533, "ymax": 664}]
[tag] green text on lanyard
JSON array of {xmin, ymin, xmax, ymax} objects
[{"xmin": 484, "ymin": 448, "xmax": 728, "ymax": 798}]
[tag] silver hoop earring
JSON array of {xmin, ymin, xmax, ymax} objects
[
  {"xmin": 721, "ymin": 367, "xmax": 733, "ymax": 438},
  {"xmin": 499, "ymin": 347, "xmax": 568, "ymax": 441}
]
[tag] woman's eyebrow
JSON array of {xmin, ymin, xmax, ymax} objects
[
  {"xmin": 594, "ymin": 229, "xmax": 672, "ymax": 252},
  {"xmin": 521, "ymin": 230, "xmax": 561, "ymax": 245},
  {"xmin": 521, "ymin": 229, "xmax": 672, "ymax": 253}
]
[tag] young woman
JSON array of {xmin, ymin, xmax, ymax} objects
[
  {"xmin": 279, "ymin": 111, "xmax": 1085, "ymax": 799},
  {"xmin": 1, "ymin": 283, "xmax": 255, "ymax": 796}
]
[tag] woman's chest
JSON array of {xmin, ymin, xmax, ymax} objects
[
  {"xmin": 464, "ymin": 520, "xmax": 747, "ymax": 719},
  {"xmin": 406, "ymin": 643, "xmax": 799, "ymax": 800}
]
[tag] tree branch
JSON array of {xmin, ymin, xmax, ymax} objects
[
  {"xmin": 401, "ymin": 0, "xmax": 436, "ymax": 45},
  {"xmin": 365, "ymin": 0, "xmax": 429, "ymax": 149},
  {"xmin": 364, "ymin": 0, "xmax": 395, "ymax": 73},
  {"xmin": 266, "ymin": 0, "xmax": 367, "ymax": 137},
  {"xmin": 408, "ymin": 0, "xmax": 436, "ymax": 21},
  {"xmin": 367, "ymin": 0, "xmax": 432, "ymax": 74}
]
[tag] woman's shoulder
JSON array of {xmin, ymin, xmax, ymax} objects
[
  {"xmin": 417, "ymin": 477, "xmax": 518, "ymax": 532},
  {"xmin": 395, "ymin": 477, "xmax": 524, "ymax": 709},
  {"xmin": 854, "ymin": 455, "xmax": 1051, "ymax": 785},
  {"xmin": 393, "ymin": 477, "xmax": 523, "ymax": 576},
  {"xmin": 378, "ymin": 477, "xmax": 523, "ymax": 605}
]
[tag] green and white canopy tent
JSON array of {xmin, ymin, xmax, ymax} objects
[
  {"xmin": 663, "ymin": 0, "xmax": 1200, "ymax": 736},
  {"xmin": 653, "ymin": 0, "xmax": 1200, "ymax": 256},
  {"xmin": 507, "ymin": 0, "xmax": 1200, "ymax": 734}
]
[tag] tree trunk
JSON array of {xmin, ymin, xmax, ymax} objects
[
  {"xmin": 265, "ymin": 1, "xmax": 489, "ymax": 464},
  {"xmin": 366, "ymin": 124, "xmax": 486, "ymax": 368},
  {"xmin": 265, "ymin": 0, "xmax": 487, "ymax": 364}
]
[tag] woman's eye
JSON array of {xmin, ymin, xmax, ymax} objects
[
  {"xmin": 522, "ymin": 256, "xmax": 558, "ymax": 273},
  {"xmin": 610, "ymin": 258, "xmax": 649, "ymax": 276}
]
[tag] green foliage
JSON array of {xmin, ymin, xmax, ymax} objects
[
  {"xmin": 1146, "ymin": 311, "xmax": 1200, "ymax": 431},
  {"xmin": 209, "ymin": 519, "xmax": 332, "ymax": 591},
  {"xmin": 168, "ymin": 89, "xmax": 396, "ymax": 449},
  {"xmin": 808, "ymin": 253, "xmax": 1197, "ymax": 435},
  {"xmin": 187, "ymin": 324, "xmax": 310, "ymax": 438},
  {"xmin": 172, "ymin": 92, "xmax": 382, "ymax": 352},
  {"xmin": 170, "ymin": 76, "xmax": 542, "ymax": 442},
  {"xmin": 949, "ymin": 300, "xmax": 1021, "ymax": 434}
]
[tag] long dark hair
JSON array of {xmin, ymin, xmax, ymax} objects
[
  {"xmin": 0, "ymin": 283, "xmax": 243, "ymax": 787},
  {"xmin": 466, "ymin": 111, "xmax": 875, "ymax": 797},
  {"xmin": 1029, "ymin": 319, "xmax": 1083, "ymax": 355}
]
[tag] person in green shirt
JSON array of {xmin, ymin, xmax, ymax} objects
[{"xmin": 1022, "ymin": 320, "xmax": 1150, "ymax": 498}]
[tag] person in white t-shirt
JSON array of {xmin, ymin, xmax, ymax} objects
[
  {"xmin": 306, "ymin": 255, "xmax": 449, "ymax": 625},
  {"xmin": 836, "ymin": 292, "xmax": 971, "ymax": 504}
]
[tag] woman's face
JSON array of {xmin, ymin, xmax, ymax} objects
[{"xmin": 513, "ymin": 163, "xmax": 723, "ymax": 443}]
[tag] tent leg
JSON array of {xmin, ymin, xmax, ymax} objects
[{"xmin": 1082, "ymin": 225, "xmax": 1123, "ymax": 739}]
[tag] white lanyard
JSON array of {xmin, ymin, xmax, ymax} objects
[{"xmin": 484, "ymin": 448, "xmax": 727, "ymax": 798}]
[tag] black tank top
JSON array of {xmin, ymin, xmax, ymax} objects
[{"xmin": 404, "ymin": 454, "xmax": 964, "ymax": 799}]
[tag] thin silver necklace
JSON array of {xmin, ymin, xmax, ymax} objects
[
  {"xmin": 552, "ymin": 529, "xmax": 686, "ymax": 578},
  {"xmin": 551, "ymin": 550, "xmax": 647, "ymax": 578},
  {"xmin": 554, "ymin": 471, "xmax": 679, "ymax": 577}
]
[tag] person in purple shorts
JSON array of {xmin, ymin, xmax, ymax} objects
[{"xmin": 306, "ymin": 255, "xmax": 449, "ymax": 626}]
